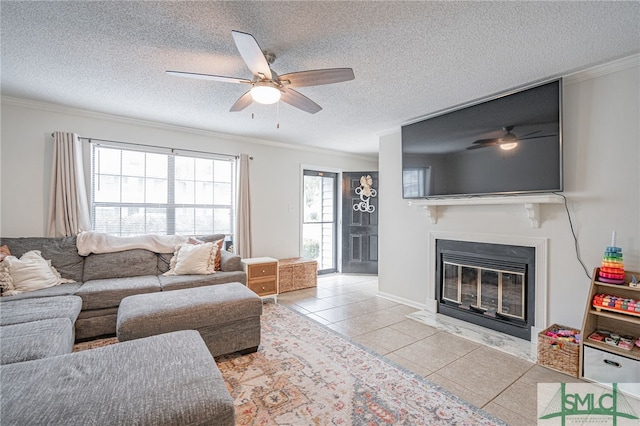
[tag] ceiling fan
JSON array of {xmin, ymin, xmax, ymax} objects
[
  {"xmin": 466, "ymin": 125, "xmax": 556, "ymax": 151},
  {"xmin": 166, "ymin": 30, "xmax": 355, "ymax": 114}
]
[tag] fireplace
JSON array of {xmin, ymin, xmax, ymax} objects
[{"xmin": 436, "ymin": 239, "xmax": 535, "ymax": 340}]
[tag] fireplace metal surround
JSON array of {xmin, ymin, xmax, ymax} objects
[{"xmin": 436, "ymin": 239, "xmax": 535, "ymax": 341}]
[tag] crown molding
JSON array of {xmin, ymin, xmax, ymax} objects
[
  {"xmin": 0, "ymin": 96, "xmax": 377, "ymax": 161},
  {"xmin": 374, "ymin": 53, "xmax": 640, "ymax": 139},
  {"xmin": 563, "ymin": 53, "xmax": 640, "ymax": 85},
  {"xmin": 375, "ymin": 126, "xmax": 401, "ymax": 138}
]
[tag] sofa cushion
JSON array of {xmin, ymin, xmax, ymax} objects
[
  {"xmin": 75, "ymin": 308, "xmax": 119, "ymax": 340},
  {"xmin": 0, "ymin": 250, "xmax": 74, "ymax": 296},
  {"xmin": 164, "ymin": 242, "xmax": 217, "ymax": 275},
  {"xmin": 0, "ymin": 330, "xmax": 236, "ymax": 426},
  {"xmin": 198, "ymin": 234, "xmax": 225, "ymax": 270},
  {"xmin": 159, "ymin": 271, "xmax": 247, "ymax": 291},
  {"xmin": 196, "ymin": 234, "xmax": 226, "ymax": 244},
  {"xmin": 76, "ymin": 275, "xmax": 161, "ymax": 310},
  {"xmin": 0, "ymin": 237, "xmax": 84, "ymax": 282},
  {"xmin": 0, "ymin": 282, "xmax": 82, "ymax": 302},
  {"xmin": 82, "ymin": 249, "xmax": 159, "ymax": 281},
  {"xmin": 157, "ymin": 252, "xmax": 173, "ymax": 274},
  {"xmin": 212, "ymin": 239, "xmax": 224, "ymax": 270},
  {"xmin": 0, "ymin": 295, "xmax": 82, "ymax": 326},
  {"xmin": 0, "ymin": 244, "xmax": 11, "ymax": 261},
  {"xmin": 0, "ymin": 318, "xmax": 74, "ymax": 364},
  {"xmin": 156, "ymin": 234, "xmax": 227, "ymax": 274},
  {"xmin": 220, "ymin": 249, "xmax": 242, "ymax": 272}
]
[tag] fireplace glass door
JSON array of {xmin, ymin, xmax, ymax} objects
[{"xmin": 442, "ymin": 262, "xmax": 525, "ymax": 320}]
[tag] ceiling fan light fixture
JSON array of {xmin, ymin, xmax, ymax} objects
[
  {"xmin": 250, "ymin": 82, "xmax": 281, "ymax": 104},
  {"xmin": 499, "ymin": 142, "xmax": 518, "ymax": 150}
]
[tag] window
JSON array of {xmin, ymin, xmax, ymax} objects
[
  {"xmin": 91, "ymin": 144, "xmax": 236, "ymax": 238},
  {"xmin": 402, "ymin": 167, "xmax": 430, "ymax": 197},
  {"xmin": 302, "ymin": 170, "xmax": 337, "ymax": 274}
]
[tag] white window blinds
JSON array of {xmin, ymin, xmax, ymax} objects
[{"xmin": 90, "ymin": 142, "xmax": 236, "ymax": 237}]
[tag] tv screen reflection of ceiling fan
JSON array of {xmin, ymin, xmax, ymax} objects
[
  {"xmin": 167, "ymin": 30, "xmax": 355, "ymax": 114},
  {"xmin": 467, "ymin": 125, "xmax": 557, "ymax": 151}
]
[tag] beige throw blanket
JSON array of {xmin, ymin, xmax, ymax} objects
[{"xmin": 76, "ymin": 231, "xmax": 188, "ymax": 256}]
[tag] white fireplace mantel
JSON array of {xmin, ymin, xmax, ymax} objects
[{"xmin": 408, "ymin": 194, "xmax": 564, "ymax": 228}]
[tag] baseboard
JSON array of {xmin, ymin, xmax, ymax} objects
[{"xmin": 376, "ymin": 291, "xmax": 427, "ymax": 310}]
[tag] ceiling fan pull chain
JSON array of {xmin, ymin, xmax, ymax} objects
[{"xmin": 276, "ymin": 101, "xmax": 280, "ymax": 129}]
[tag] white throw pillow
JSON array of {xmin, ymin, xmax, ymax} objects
[
  {"xmin": 0, "ymin": 250, "xmax": 73, "ymax": 296},
  {"xmin": 164, "ymin": 242, "xmax": 217, "ymax": 276}
]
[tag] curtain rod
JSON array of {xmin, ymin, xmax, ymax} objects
[{"xmin": 51, "ymin": 133, "xmax": 240, "ymax": 159}]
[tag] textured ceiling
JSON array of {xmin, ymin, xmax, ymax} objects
[{"xmin": 1, "ymin": 1, "xmax": 639, "ymax": 155}]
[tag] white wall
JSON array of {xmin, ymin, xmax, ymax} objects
[
  {"xmin": 0, "ymin": 99, "xmax": 378, "ymax": 260},
  {"xmin": 379, "ymin": 58, "xmax": 640, "ymax": 329}
]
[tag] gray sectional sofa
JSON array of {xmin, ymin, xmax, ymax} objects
[
  {"xmin": 0, "ymin": 234, "xmax": 247, "ymax": 425},
  {"xmin": 1, "ymin": 234, "xmax": 247, "ymax": 340}
]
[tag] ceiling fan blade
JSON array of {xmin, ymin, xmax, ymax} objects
[
  {"xmin": 517, "ymin": 130, "xmax": 541, "ymax": 139},
  {"xmin": 466, "ymin": 142, "xmax": 497, "ymax": 150},
  {"xmin": 231, "ymin": 30, "xmax": 272, "ymax": 79},
  {"xmin": 229, "ymin": 91, "xmax": 253, "ymax": 112},
  {"xmin": 166, "ymin": 70, "xmax": 250, "ymax": 84},
  {"xmin": 472, "ymin": 138, "xmax": 500, "ymax": 145},
  {"xmin": 279, "ymin": 68, "xmax": 355, "ymax": 88},
  {"xmin": 519, "ymin": 134, "xmax": 557, "ymax": 141},
  {"xmin": 280, "ymin": 89, "xmax": 322, "ymax": 114}
]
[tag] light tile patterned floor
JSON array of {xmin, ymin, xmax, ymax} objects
[{"xmin": 277, "ymin": 274, "xmax": 583, "ymax": 426}]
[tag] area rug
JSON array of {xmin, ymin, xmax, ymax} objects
[
  {"xmin": 74, "ymin": 303, "xmax": 507, "ymax": 425},
  {"xmin": 216, "ymin": 302, "xmax": 507, "ymax": 426}
]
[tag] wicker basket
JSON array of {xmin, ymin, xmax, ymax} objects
[
  {"xmin": 278, "ymin": 258, "xmax": 317, "ymax": 293},
  {"xmin": 537, "ymin": 324, "xmax": 580, "ymax": 377}
]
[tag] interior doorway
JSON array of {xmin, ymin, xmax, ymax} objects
[{"xmin": 302, "ymin": 170, "xmax": 338, "ymax": 274}]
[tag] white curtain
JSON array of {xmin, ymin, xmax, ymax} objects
[
  {"xmin": 236, "ymin": 154, "xmax": 252, "ymax": 258},
  {"xmin": 46, "ymin": 132, "xmax": 91, "ymax": 237}
]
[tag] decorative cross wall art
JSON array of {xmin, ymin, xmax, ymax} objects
[{"xmin": 353, "ymin": 175, "xmax": 377, "ymax": 213}]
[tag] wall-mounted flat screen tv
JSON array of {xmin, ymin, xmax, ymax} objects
[{"xmin": 401, "ymin": 79, "xmax": 562, "ymax": 199}]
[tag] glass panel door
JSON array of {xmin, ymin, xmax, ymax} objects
[
  {"xmin": 443, "ymin": 263, "xmax": 460, "ymax": 303},
  {"xmin": 460, "ymin": 266, "xmax": 479, "ymax": 307},
  {"xmin": 302, "ymin": 170, "xmax": 337, "ymax": 274},
  {"xmin": 501, "ymin": 272, "xmax": 525, "ymax": 319},
  {"xmin": 480, "ymin": 269, "xmax": 499, "ymax": 313}
]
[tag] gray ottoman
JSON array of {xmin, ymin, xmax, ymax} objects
[
  {"xmin": 0, "ymin": 330, "xmax": 235, "ymax": 426},
  {"xmin": 0, "ymin": 295, "xmax": 82, "ymax": 326},
  {"xmin": 117, "ymin": 282, "xmax": 262, "ymax": 357},
  {"xmin": 0, "ymin": 318, "xmax": 74, "ymax": 365}
]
